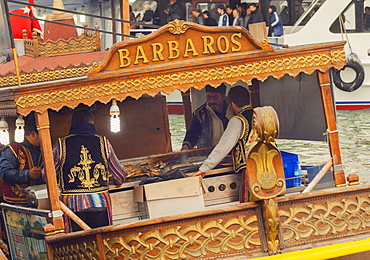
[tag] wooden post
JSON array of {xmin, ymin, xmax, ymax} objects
[
  {"xmin": 36, "ymin": 111, "xmax": 65, "ymax": 232},
  {"xmin": 95, "ymin": 25, "xmax": 101, "ymax": 51},
  {"xmin": 32, "ymin": 32, "xmax": 39, "ymax": 57},
  {"xmin": 182, "ymin": 90, "xmax": 193, "ymax": 131},
  {"xmin": 317, "ymin": 71, "xmax": 349, "ymax": 187},
  {"xmin": 261, "ymin": 198, "xmax": 282, "ymax": 255},
  {"xmin": 121, "ymin": 0, "xmax": 130, "ymax": 41},
  {"xmin": 249, "ymin": 79, "xmax": 261, "ymax": 108},
  {"xmin": 96, "ymin": 234, "xmax": 106, "ymax": 259},
  {"xmin": 111, "ymin": 0, "xmax": 117, "ymax": 44}
]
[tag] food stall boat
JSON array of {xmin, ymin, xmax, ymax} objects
[{"xmin": 1, "ymin": 21, "xmax": 370, "ymax": 259}]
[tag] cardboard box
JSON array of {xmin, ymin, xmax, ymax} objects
[{"xmin": 133, "ymin": 176, "xmax": 206, "ymax": 219}]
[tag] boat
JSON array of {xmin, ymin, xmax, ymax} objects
[
  {"xmin": 6, "ymin": 0, "xmax": 369, "ymax": 112},
  {"xmin": 281, "ymin": 0, "xmax": 370, "ymax": 110},
  {"xmin": 1, "ymin": 20, "xmax": 370, "ymax": 259},
  {"xmin": 165, "ymin": 0, "xmax": 370, "ymax": 112}
]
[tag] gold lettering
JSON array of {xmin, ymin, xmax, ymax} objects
[
  {"xmin": 231, "ymin": 33, "xmax": 242, "ymax": 52},
  {"xmin": 117, "ymin": 49, "xmax": 131, "ymax": 68},
  {"xmin": 183, "ymin": 38, "xmax": 199, "ymax": 58},
  {"xmin": 202, "ymin": 36, "xmax": 216, "ymax": 54},
  {"xmin": 216, "ymin": 36, "xmax": 229, "ymax": 54},
  {"xmin": 151, "ymin": 43, "xmax": 165, "ymax": 62},
  {"xmin": 167, "ymin": 41, "xmax": 180, "ymax": 59},
  {"xmin": 134, "ymin": 46, "xmax": 149, "ymax": 65}
]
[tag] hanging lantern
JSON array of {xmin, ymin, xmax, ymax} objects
[
  {"xmin": 0, "ymin": 117, "xmax": 10, "ymax": 145},
  {"xmin": 110, "ymin": 99, "xmax": 120, "ymax": 133},
  {"xmin": 15, "ymin": 115, "xmax": 25, "ymax": 143}
]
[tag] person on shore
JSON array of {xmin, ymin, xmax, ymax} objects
[
  {"xmin": 232, "ymin": 8, "xmax": 244, "ymax": 26},
  {"xmin": 192, "ymin": 9, "xmax": 205, "ymax": 25},
  {"xmin": 245, "ymin": 3, "xmax": 265, "ymax": 30},
  {"xmin": 191, "ymin": 86, "xmax": 254, "ymax": 202},
  {"xmin": 202, "ymin": 11, "xmax": 218, "ymax": 26},
  {"xmin": 181, "ymin": 84, "xmax": 234, "ymax": 150},
  {"xmin": 164, "ymin": 0, "xmax": 181, "ymax": 22},
  {"xmin": 364, "ymin": 6, "xmax": 370, "ymax": 31},
  {"xmin": 226, "ymin": 6, "xmax": 234, "ymax": 26},
  {"xmin": 0, "ymin": 114, "xmax": 45, "ymax": 206},
  {"xmin": 50, "ymin": 108, "xmax": 126, "ymax": 232},
  {"xmin": 268, "ymin": 5, "xmax": 284, "ymax": 45},
  {"xmin": 217, "ymin": 5, "xmax": 229, "ymax": 26}
]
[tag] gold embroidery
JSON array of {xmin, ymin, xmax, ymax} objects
[
  {"xmin": 10, "ymin": 184, "xmax": 26, "ymax": 197},
  {"xmin": 69, "ymin": 145, "xmax": 108, "ymax": 190},
  {"xmin": 232, "ymin": 106, "xmax": 252, "ymax": 172},
  {"xmin": 18, "ymin": 150, "xmax": 26, "ymax": 170}
]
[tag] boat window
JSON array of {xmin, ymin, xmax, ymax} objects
[
  {"xmin": 185, "ymin": 2, "xmax": 192, "ymax": 21},
  {"xmin": 294, "ymin": 0, "xmax": 326, "ymax": 26},
  {"xmin": 330, "ymin": 0, "xmax": 370, "ymax": 33}
]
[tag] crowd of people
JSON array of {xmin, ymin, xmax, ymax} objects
[
  {"xmin": 190, "ymin": 3, "xmax": 284, "ymax": 42},
  {"xmin": 128, "ymin": 1, "xmax": 284, "ymax": 42}
]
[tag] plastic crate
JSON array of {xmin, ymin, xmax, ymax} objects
[{"xmin": 281, "ymin": 151, "xmax": 302, "ymax": 188}]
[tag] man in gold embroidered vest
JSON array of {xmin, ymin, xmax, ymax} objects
[
  {"xmin": 192, "ymin": 86, "xmax": 254, "ymax": 202},
  {"xmin": 181, "ymin": 84, "xmax": 234, "ymax": 150},
  {"xmin": 52, "ymin": 108, "xmax": 126, "ymax": 232},
  {"xmin": 0, "ymin": 114, "xmax": 44, "ymax": 206}
]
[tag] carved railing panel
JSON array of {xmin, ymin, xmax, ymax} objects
[
  {"xmin": 53, "ymin": 237, "xmax": 100, "ymax": 260},
  {"xmin": 48, "ymin": 207, "xmax": 262, "ymax": 259},
  {"xmin": 279, "ymin": 188, "xmax": 370, "ymax": 248},
  {"xmin": 103, "ymin": 210, "xmax": 261, "ymax": 259}
]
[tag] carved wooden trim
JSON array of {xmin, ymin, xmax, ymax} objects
[
  {"xmin": 0, "ymin": 65, "xmax": 92, "ymax": 87},
  {"xmin": 14, "ymin": 46, "xmax": 345, "ymax": 116},
  {"xmin": 279, "ymin": 186, "xmax": 370, "ymax": 248},
  {"xmin": 24, "ymin": 26, "xmax": 101, "ymax": 58}
]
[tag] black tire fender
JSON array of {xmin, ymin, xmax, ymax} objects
[{"xmin": 333, "ymin": 59, "xmax": 365, "ymax": 92}]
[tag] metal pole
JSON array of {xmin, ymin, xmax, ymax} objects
[{"xmin": 3, "ymin": 0, "xmax": 22, "ymax": 86}]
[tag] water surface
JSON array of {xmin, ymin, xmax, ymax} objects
[{"xmin": 169, "ymin": 109, "xmax": 370, "ymax": 184}]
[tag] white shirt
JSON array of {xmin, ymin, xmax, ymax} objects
[{"xmin": 199, "ymin": 117, "xmax": 243, "ymax": 174}]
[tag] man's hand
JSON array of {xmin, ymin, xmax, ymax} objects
[
  {"xmin": 29, "ymin": 167, "xmax": 42, "ymax": 179},
  {"xmin": 164, "ymin": 9, "xmax": 169, "ymax": 14},
  {"xmin": 190, "ymin": 170, "xmax": 205, "ymax": 178}
]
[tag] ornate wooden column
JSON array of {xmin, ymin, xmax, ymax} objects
[
  {"xmin": 36, "ymin": 111, "xmax": 65, "ymax": 234},
  {"xmin": 317, "ymin": 71, "xmax": 351, "ymax": 187},
  {"xmin": 245, "ymin": 106, "xmax": 285, "ymax": 255}
]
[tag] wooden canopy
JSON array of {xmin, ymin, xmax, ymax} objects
[
  {"xmin": 11, "ymin": 20, "xmax": 346, "ymax": 116},
  {"xmin": 3, "ymin": 20, "xmax": 351, "ymax": 246}
]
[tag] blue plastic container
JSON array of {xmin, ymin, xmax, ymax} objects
[{"xmin": 281, "ymin": 151, "xmax": 302, "ymax": 188}]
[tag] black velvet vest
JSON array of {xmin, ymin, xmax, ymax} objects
[
  {"xmin": 232, "ymin": 106, "xmax": 253, "ymax": 173},
  {"xmin": 58, "ymin": 134, "xmax": 109, "ymax": 195}
]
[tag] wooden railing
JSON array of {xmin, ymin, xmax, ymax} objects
[{"xmin": 23, "ymin": 25, "xmax": 101, "ymax": 57}]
